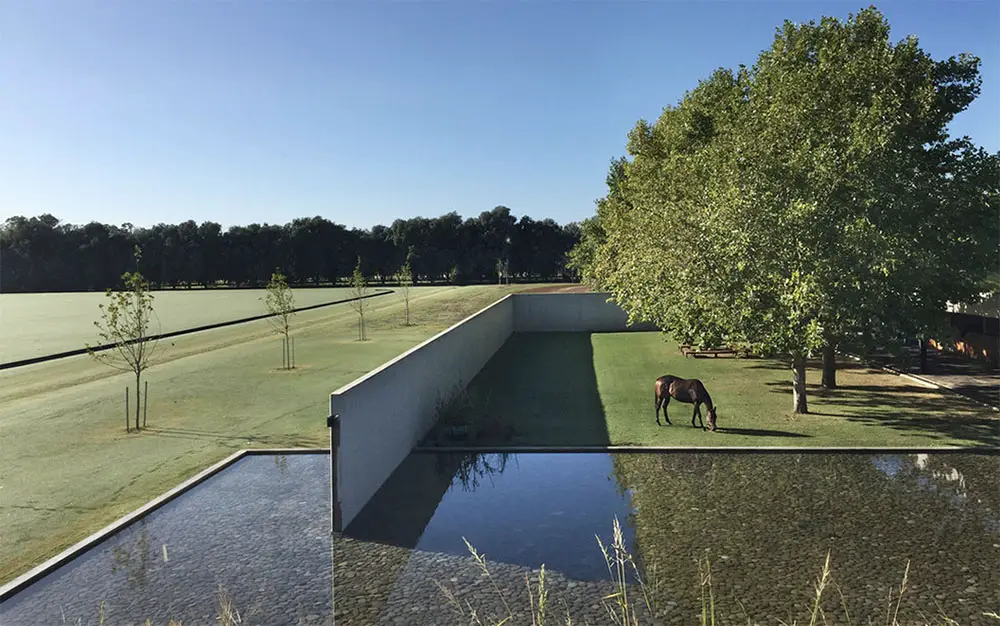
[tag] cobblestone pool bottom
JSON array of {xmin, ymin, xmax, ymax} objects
[{"xmin": 2, "ymin": 451, "xmax": 997, "ymax": 625}]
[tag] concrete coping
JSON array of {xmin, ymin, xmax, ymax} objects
[{"xmin": 0, "ymin": 447, "xmax": 329, "ymax": 601}]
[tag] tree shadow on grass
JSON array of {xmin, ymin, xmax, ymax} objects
[
  {"xmin": 764, "ymin": 382, "xmax": 999, "ymax": 447},
  {"xmin": 713, "ymin": 427, "xmax": 811, "ymax": 438}
]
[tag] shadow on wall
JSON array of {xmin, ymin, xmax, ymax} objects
[{"xmin": 462, "ymin": 332, "xmax": 612, "ymax": 447}]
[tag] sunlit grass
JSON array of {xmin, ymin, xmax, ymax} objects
[
  {"xmin": 456, "ymin": 331, "xmax": 998, "ymax": 447},
  {"xmin": 0, "ymin": 284, "xmax": 542, "ymax": 585}
]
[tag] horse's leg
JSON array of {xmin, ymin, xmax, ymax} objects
[
  {"xmin": 662, "ymin": 396, "xmax": 671, "ymax": 425},
  {"xmin": 654, "ymin": 393, "xmax": 662, "ymax": 426},
  {"xmin": 692, "ymin": 403, "xmax": 704, "ymax": 430}
]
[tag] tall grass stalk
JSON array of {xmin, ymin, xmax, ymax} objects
[
  {"xmin": 698, "ymin": 553, "xmax": 716, "ymax": 626},
  {"xmin": 807, "ymin": 550, "xmax": 832, "ymax": 626},
  {"xmin": 596, "ymin": 515, "xmax": 656, "ymax": 626},
  {"xmin": 886, "ymin": 560, "xmax": 910, "ymax": 626},
  {"xmin": 443, "ymin": 519, "xmax": 964, "ymax": 626},
  {"xmin": 218, "ymin": 584, "xmax": 244, "ymax": 626},
  {"xmin": 526, "ymin": 564, "xmax": 548, "ymax": 626}
]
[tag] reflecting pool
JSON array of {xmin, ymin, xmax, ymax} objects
[{"xmin": 2, "ymin": 451, "xmax": 997, "ymax": 626}]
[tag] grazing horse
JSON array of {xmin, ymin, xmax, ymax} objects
[{"xmin": 654, "ymin": 375, "xmax": 718, "ymax": 431}]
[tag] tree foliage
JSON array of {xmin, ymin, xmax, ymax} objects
[
  {"xmin": 88, "ymin": 246, "xmax": 162, "ymax": 432},
  {"xmin": 0, "ymin": 207, "xmax": 580, "ymax": 293},
  {"xmin": 575, "ymin": 7, "xmax": 999, "ymax": 413},
  {"xmin": 350, "ymin": 257, "xmax": 369, "ymax": 341},
  {"xmin": 395, "ymin": 261, "xmax": 414, "ymax": 326},
  {"xmin": 262, "ymin": 270, "xmax": 296, "ymax": 369}
]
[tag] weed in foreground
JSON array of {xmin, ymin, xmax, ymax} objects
[{"xmin": 439, "ymin": 517, "xmax": 987, "ymax": 626}]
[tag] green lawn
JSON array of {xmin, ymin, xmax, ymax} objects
[
  {"xmin": 0, "ymin": 284, "xmax": 536, "ymax": 585},
  {"xmin": 455, "ymin": 331, "xmax": 999, "ymax": 447},
  {"xmin": 1, "ymin": 286, "xmax": 389, "ymax": 363}
]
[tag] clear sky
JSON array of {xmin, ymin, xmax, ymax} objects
[{"xmin": 2, "ymin": 1, "xmax": 997, "ymax": 231}]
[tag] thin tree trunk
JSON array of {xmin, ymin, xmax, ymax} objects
[
  {"xmin": 143, "ymin": 380, "xmax": 148, "ymax": 428},
  {"xmin": 821, "ymin": 344, "xmax": 837, "ymax": 389},
  {"xmin": 135, "ymin": 372, "xmax": 142, "ymax": 431},
  {"xmin": 919, "ymin": 338, "xmax": 928, "ymax": 374},
  {"xmin": 792, "ymin": 354, "xmax": 808, "ymax": 414},
  {"xmin": 125, "ymin": 387, "xmax": 130, "ymax": 433}
]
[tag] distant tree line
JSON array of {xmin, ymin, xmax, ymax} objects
[{"xmin": 0, "ymin": 206, "xmax": 582, "ymax": 293}]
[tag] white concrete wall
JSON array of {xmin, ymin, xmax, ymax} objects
[
  {"xmin": 328, "ymin": 290, "xmax": 655, "ymax": 532},
  {"xmin": 330, "ymin": 294, "xmax": 515, "ymax": 531},
  {"xmin": 513, "ymin": 292, "xmax": 658, "ymax": 332}
]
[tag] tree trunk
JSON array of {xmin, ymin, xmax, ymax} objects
[
  {"xmin": 821, "ymin": 344, "xmax": 837, "ymax": 389},
  {"xmin": 792, "ymin": 354, "xmax": 808, "ymax": 414},
  {"xmin": 135, "ymin": 372, "xmax": 142, "ymax": 431},
  {"xmin": 919, "ymin": 338, "xmax": 928, "ymax": 374}
]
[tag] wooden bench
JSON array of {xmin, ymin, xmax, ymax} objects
[{"xmin": 681, "ymin": 345, "xmax": 737, "ymax": 358}]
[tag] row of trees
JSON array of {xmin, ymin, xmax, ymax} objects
[
  {"xmin": 569, "ymin": 7, "xmax": 999, "ymax": 413},
  {"xmin": 90, "ymin": 250, "xmax": 386, "ymax": 432},
  {"xmin": 1, "ymin": 206, "xmax": 581, "ymax": 293}
]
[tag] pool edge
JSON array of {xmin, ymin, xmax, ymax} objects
[
  {"xmin": 0, "ymin": 447, "xmax": 329, "ymax": 601},
  {"xmin": 413, "ymin": 445, "xmax": 999, "ymax": 454}
]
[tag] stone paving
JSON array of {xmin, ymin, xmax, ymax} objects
[
  {"xmin": 859, "ymin": 344, "xmax": 999, "ymax": 409},
  {"xmin": 334, "ymin": 536, "xmax": 659, "ymax": 626}
]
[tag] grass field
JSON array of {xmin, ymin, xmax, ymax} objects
[
  {"xmin": 456, "ymin": 332, "xmax": 999, "ymax": 447},
  {"xmin": 0, "ymin": 287, "xmax": 394, "ymax": 363},
  {"xmin": 0, "ymin": 284, "xmax": 537, "ymax": 586}
]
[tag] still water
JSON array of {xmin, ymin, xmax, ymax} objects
[{"xmin": 1, "ymin": 451, "xmax": 996, "ymax": 625}]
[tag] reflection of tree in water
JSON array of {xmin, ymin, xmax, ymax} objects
[
  {"xmin": 873, "ymin": 453, "xmax": 1000, "ymax": 531},
  {"xmin": 610, "ymin": 453, "xmax": 1000, "ymax": 624},
  {"xmin": 435, "ymin": 452, "xmax": 515, "ymax": 492},
  {"xmin": 910, "ymin": 453, "xmax": 999, "ymax": 512},
  {"xmin": 273, "ymin": 454, "xmax": 289, "ymax": 476},
  {"xmin": 110, "ymin": 519, "xmax": 155, "ymax": 590}
]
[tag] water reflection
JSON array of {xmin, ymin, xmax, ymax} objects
[
  {"xmin": 872, "ymin": 453, "xmax": 1000, "ymax": 533},
  {"xmin": 442, "ymin": 451, "xmax": 516, "ymax": 492},
  {"xmin": 1, "ymin": 454, "xmax": 334, "ymax": 626},
  {"xmin": 2, "ymin": 451, "xmax": 996, "ymax": 626},
  {"xmin": 612, "ymin": 452, "xmax": 999, "ymax": 625},
  {"xmin": 110, "ymin": 519, "xmax": 155, "ymax": 590},
  {"xmin": 346, "ymin": 451, "xmax": 637, "ymax": 582}
]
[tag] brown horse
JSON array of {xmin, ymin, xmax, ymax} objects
[{"xmin": 654, "ymin": 375, "xmax": 718, "ymax": 431}]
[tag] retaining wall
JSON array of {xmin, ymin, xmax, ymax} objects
[
  {"xmin": 329, "ymin": 295, "xmax": 516, "ymax": 531},
  {"xmin": 513, "ymin": 292, "xmax": 658, "ymax": 332},
  {"xmin": 328, "ymin": 291, "xmax": 656, "ymax": 532}
]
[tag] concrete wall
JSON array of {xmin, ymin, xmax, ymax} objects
[
  {"xmin": 513, "ymin": 292, "xmax": 658, "ymax": 332},
  {"xmin": 328, "ymin": 291, "xmax": 655, "ymax": 532},
  {"xmin": 330, "ymin": 295, "xmax": 515, "ymax": 531}
]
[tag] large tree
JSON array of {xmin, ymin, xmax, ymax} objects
[{"xmin": 581, "ymin": 7, "xmax": 997, "ymax": 414}]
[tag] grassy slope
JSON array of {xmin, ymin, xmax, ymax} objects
[
  {"xmin": 0, "ymin": 284, "xmax": 533, "ymax": 585},
  {"xmin": 1, "ymin": 287, "xmax": 382, "ymax": 363},
  {"xmin": 462, "ymin": 332, "xmax": 998, "ymax": 447}
]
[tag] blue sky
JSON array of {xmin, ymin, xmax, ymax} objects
[{"xmin": 2, "ymin": 1, "xmax": 997, "ymax": 231}]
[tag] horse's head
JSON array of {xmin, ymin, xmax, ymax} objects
[{"xmin": 707, "ymin": 406, "xmax": 718, "ymax": 431}]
